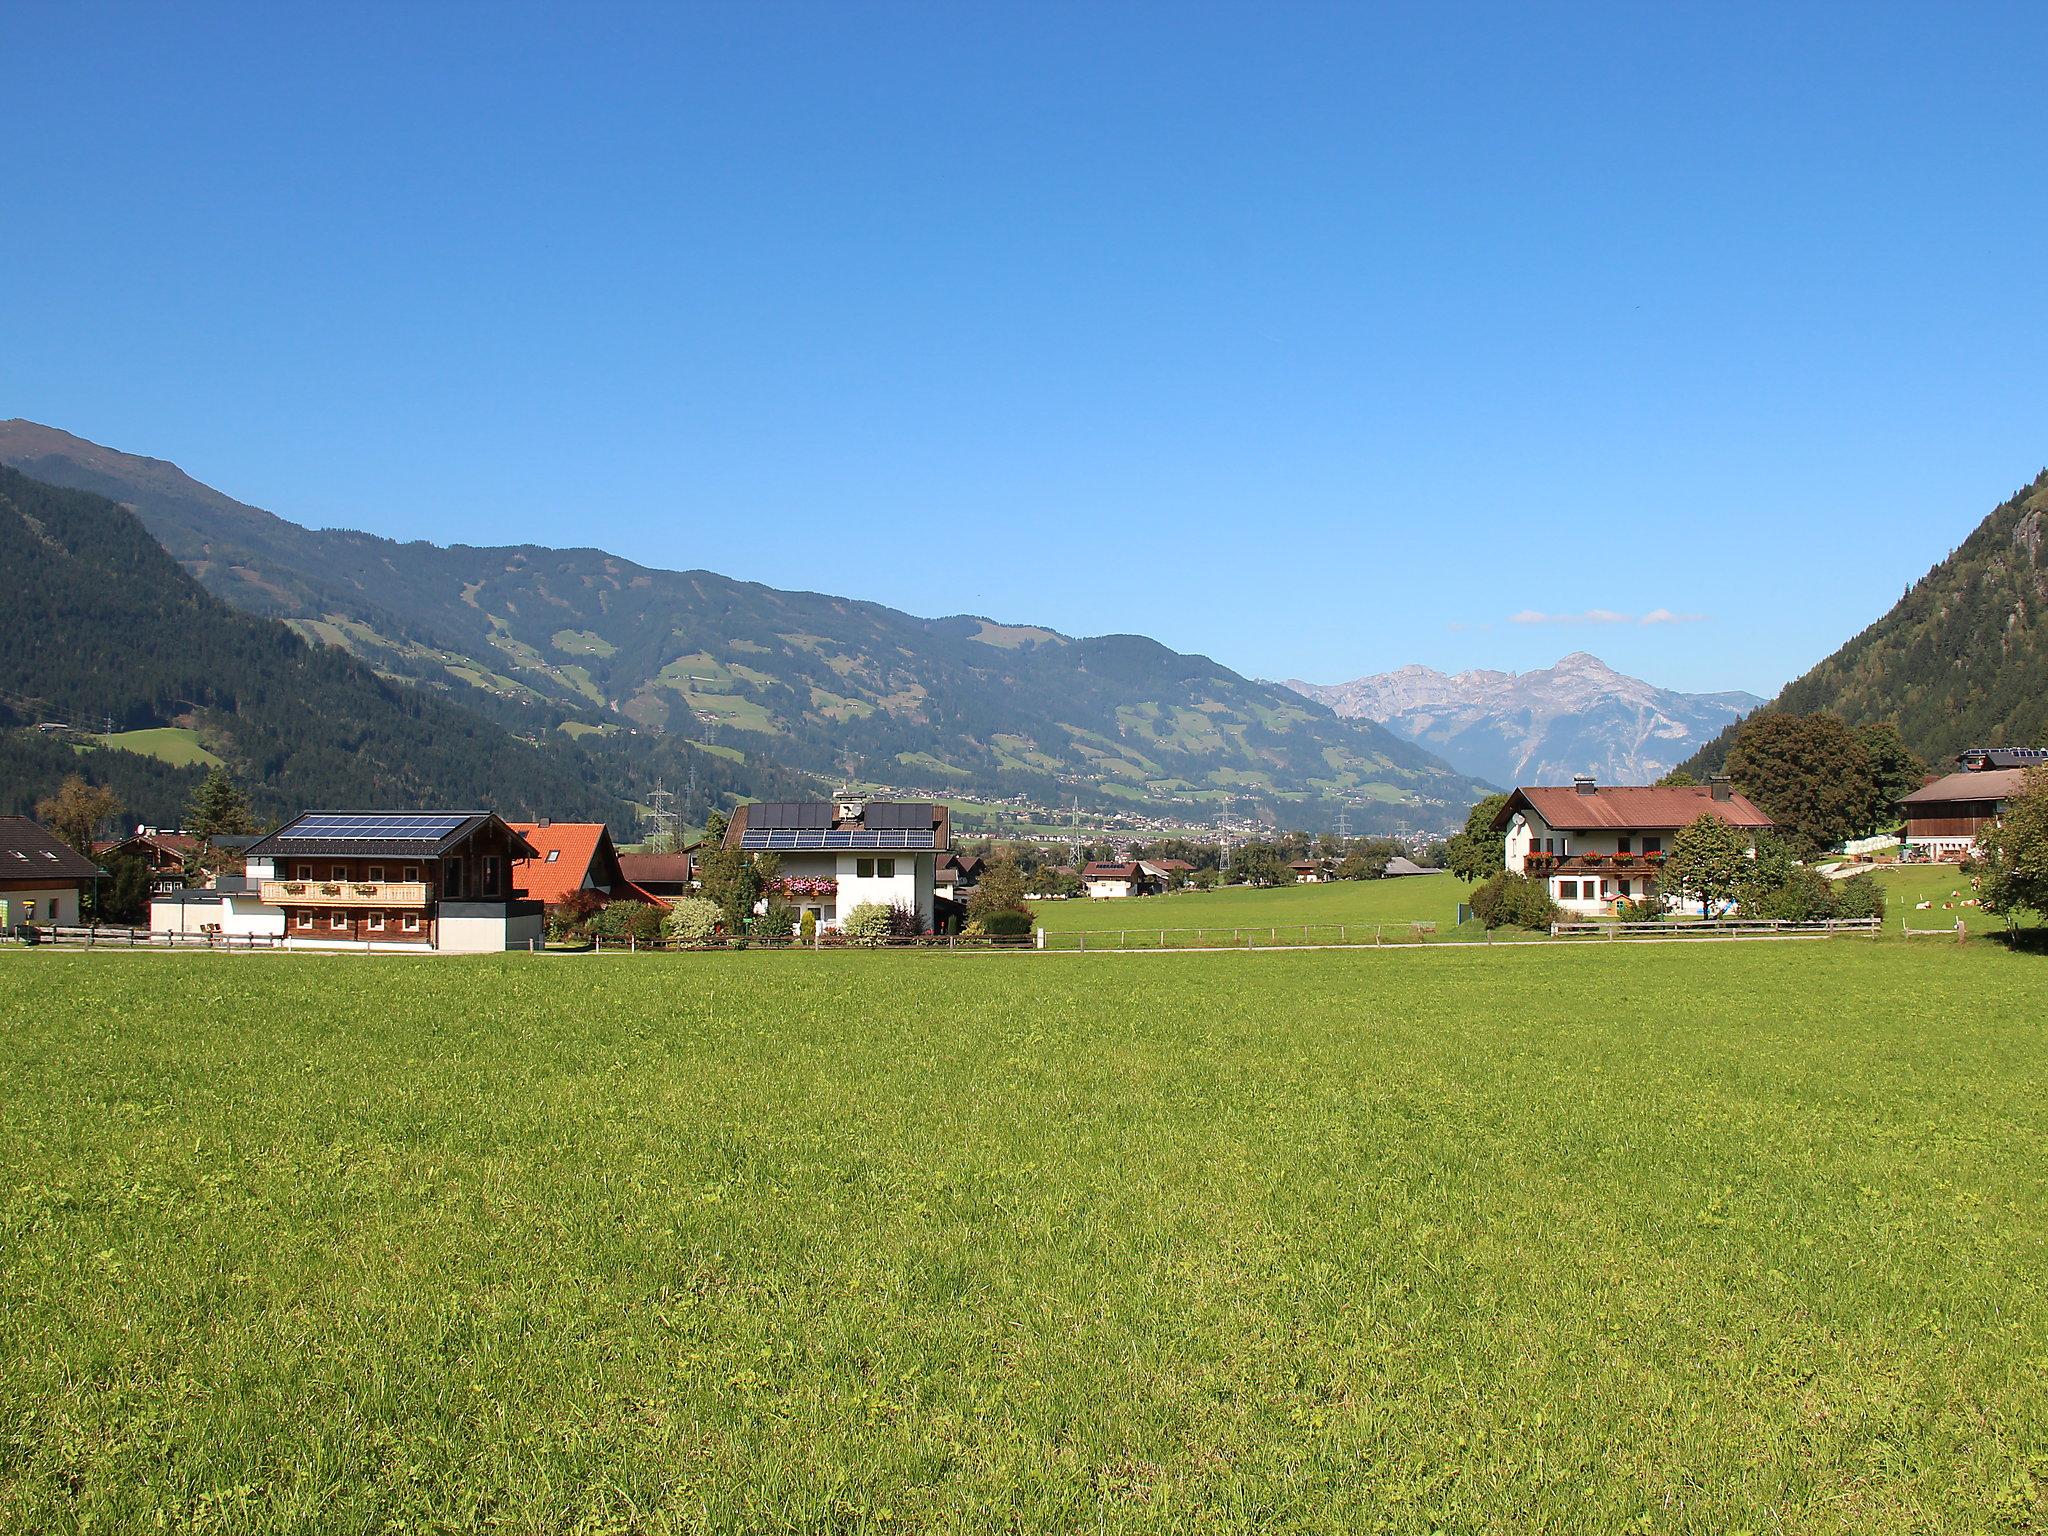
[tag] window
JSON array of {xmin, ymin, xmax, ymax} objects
[
  {"xmin": 330, "ymin": 910, "xmax": 348, "ymax": 931},
  {"xmin": 877, "ymin": 858, "xmax": 895, "ymax": 879},
  {"xmin": 368, "ymin": 911, "xmax": 385, "ymax": 932},
  {"xmin": 403, "ymin": 865, "xmax": 419, "ymax": 882},
  {"xmin": 1616, "ymin": 836, "xmax": 1631, "ymax": 853},
  {"xmin": 331, "ymin": 865, "xmax": 347, "ymax": 881},
  {"xmin": 856, "ymin": 858, "xmax": 875, "ymax": 879},
  {"xmin": 367, "ymin": 865, "xmax": 384, "ymax": 883},
  {"xmin": 1557, "ymin": 880, "xmax": 1578, "ymax": 900},
  {"xmin": 20, "ymin": 900, "xmax": 35, "ymax": 920},
  {"xmin": 481, "ymin": 855, "xmax": 500, "ymax": 896},
  {"xmin": 1543, "ymin": 837, "xmax": 1555, "ymax": 853},
  {"xmin": 297, "ymin": 863, "xmax": 313, "ymax": 880},
  {"xmin": 1619, "ymin": 879, "xmax": 1632, "ymax": 898},
  {"xmin": 403, "ymin": 912, "xmax": 420, "ymax": 933},
  {"xmin": 545, "ymin": 849, "xmax": 560, "ymax": 863},
  {"xmin": 444, "ymin": 858, "xmax": 464, "ymax": 899},
  {"xmin": 296, "ymin": 910, "xmax": 314, "ymax": 931},
  {"xmin": 1643, "ymin": 836, "xmax": 1662, "ymax": 854}
]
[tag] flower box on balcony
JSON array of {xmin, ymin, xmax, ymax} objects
[
  {"xmin": 320, "ymin": 884, "xmax": 341, "ymax": 896},
  {"xmin": 284, "ymin": 882, "xmax": 306, "ymax": 894}
]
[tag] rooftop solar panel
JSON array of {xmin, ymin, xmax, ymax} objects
[
  {"xmin": 738, "ymin": 827, "xmax": 936, "ymax": 851},
  {"xmin": 282, "ymin": 813, "xmax": 471, "ymax": 840}
]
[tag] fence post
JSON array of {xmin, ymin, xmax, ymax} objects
[
  {"xmin": 1078, "ymin": 933, "xmax": 1085, "ymax": 953},
  {"xmin": 1957, "ymin": 918, "xmax": 1966, "ymax": 945}
]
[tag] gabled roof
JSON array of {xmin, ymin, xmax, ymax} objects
[
  {"xmin": 0, "ymin": 817, "xmax": 104, "ymax": 880},
  {"xmin": 95, "ymin": 831, "xmax": 198, "ymax": 859},
  {"xmin": 1492, "ymin": 784, "xmax": 1774, "ymax": 833},
  {"xmin": 511, "ymin": 822, "xmax": 664, "ymax": 906},
  {"xmin": 616, "ymin": 852, "xmax": 694, "ymax": 885},
  {"xmin": 248, "ymin": 811, "xmax": 537, "ymax": 860},
  {"xmin": 1083, "ymin": 862, "xmax": 1143, "ymax": 879},
  {"xmin": 1903, "ymin": 768, "xmax": 2033, "ymax": 805},
  {"xmin": 725, "ymin": 800, "xmax": 950, "ymax": 853}
]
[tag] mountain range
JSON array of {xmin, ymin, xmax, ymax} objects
[
  {"xmin": 1284, "ymin": 653, "xmax": 1761, "ymax": 789},
  {"xmin": 1682, "ymin": 468, "xmax": 2048, "ymax": 776},
  {"xmin": 0, "ymin": 421, "xmax": 1490, "ymax": 833}
]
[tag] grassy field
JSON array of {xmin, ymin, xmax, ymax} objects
[
  {"xmin": 1033, "ymin": 873, "xmax": 1465, "ymax": 935},
  {"xmin": 4, "ymin": 943, "xmax": 2046, "ymax": 1532},
  {"xmin": 77, "ymin": 726, "xmax": 223, "ymax": 768}
]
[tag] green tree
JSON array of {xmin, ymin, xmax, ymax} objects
[
  {"xmin": 1664, "ymin": 813, "xmax": 1752, "ymax": 917},
  {"xmin": 1655, "ymin": 769, "xmax": 1700, "ymax": 787},
  {"xmin": 662, "ymin": 897, "xmax": 723, "ymax": 942},
  {"xmin": 1232, "ymin": 845, "xmax": 1290, "ymax": 888},
  {"xmin": 184, "ymin": 765, "xmax": 255, "ymax": 839},
  {"xmin": 701, "ymin": 807, "xmax": 729, "ymax": 848},
  {"xmin": 1443, "ymin": 794, "xmax": 1508, "ymax": 883},
  {"xmin": 966, "ymin": 858, "xmax": 1033, "ymax": 927},
  {"xmin": 1971, "ymin": 770, "xmax": 2048, "ymax": 929},
  {"xmin": 695, "ymin": 846, "xmax": 763, "ymax": 934},
  {"xmin": 1725, "ymin": 713, "xmax": 1877, "ymax": 856},
  {"xmin": 1857, "ymin": 721, "xmax": 1927, "ymax": 830},
  {"xmin": 35, "ymin": 775, "xmax": 122, "ymax": 858}
]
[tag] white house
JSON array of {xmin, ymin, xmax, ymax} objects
[
  {"xmin": 1492, "ymin": 775, "xmax": 1775, "ymax": 917},
  {"xmin": 1081, "ymin": 861, "xmax": 1151, "ymax": 899},
  {"xmin": 0, "ymin": 816, "xmax": 102, "ymax": 929},
  {"xmin": 724, "ymin": 798, "xmax": 947, "ymax": 932}
]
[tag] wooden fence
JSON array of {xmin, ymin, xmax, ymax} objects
[{"xmin": 1548, "ymin": 917, "xmax": 1882, "ymax": 940}]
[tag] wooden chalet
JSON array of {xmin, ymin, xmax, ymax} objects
[
  {"xmin": 1901, "ymin": 754, "xmax": 2044, "ymax": 860},
  {"xmin": 94, "ymin": 830, "xmax": 200, "ymax": 895},
  {"xmin": 244, "ymin": 811, "xmax": 544, "ymax": 951}
]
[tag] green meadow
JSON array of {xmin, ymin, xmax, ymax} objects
[
  {"xmin": 4, "ymin": 942, "xmax": 2045, "ymax": 1533},
  {"xmin": 1032, "ymin": 872, "xmax": 1465, "ymax": 935}
]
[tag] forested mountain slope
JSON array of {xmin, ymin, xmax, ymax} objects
[
  {"xmin": 0, "ymin": 466, "xmax": 787, "ymax": 829},
  {"xmin": 0, "ymin": 421, "xmax": 1488, "ymax": 830},
  {"xmin": 1684, "ymin": 470, "xmax": 2048, "ymax": 775}
]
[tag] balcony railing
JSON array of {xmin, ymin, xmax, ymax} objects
[
  {"xmin": 1524, "ymin": 852, "xmax": 1665, "ymax": 874},
  {"xmin": 260, "ymin": 880, "xmax": 431, "ymax": 907}
]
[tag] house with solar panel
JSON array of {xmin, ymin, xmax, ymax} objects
[
  {"xmin": 239, "ymin": 811, "xmax": 546, "ymax": 951},
  {"xmin": 723, "ymin": 798, "xmax": 949, "ymax": 932}
]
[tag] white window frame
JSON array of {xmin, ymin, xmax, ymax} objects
[
  {"xmin": 296, "ymin": 910, "xmax": 314, "ymax": 931},
  {"xmin": 402, "ymin": 912, "xmax": 421, "ymax": 933},
  {"xmin": 367, "ymin": 910, "xmax": 385, "ymax": 932}
]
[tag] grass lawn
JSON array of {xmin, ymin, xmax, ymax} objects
[
  {"xmin": 1033, "ymin": 873, "xmax": 1466, "ymax": 935},
  {"xmin": 4, "ymin": 942, "xmax": 2046, "ymax": 1531},
  {"xmin": 1863, "ymin": 862, "xmax": 2033, "ymax": 938}
]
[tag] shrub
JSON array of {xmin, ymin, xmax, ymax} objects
[
  {"xmin": 588, "ymin": 900, "xmax": 665, "ymax": 943},
  {"xmin": 979, "ymin": 909, "xmax": 1033, "ymax": 938},
  {"xmin": 1614, "ymin": 896, "xmax": 1663, "ymax": 923},
  {"xmin": 841, "ymin": 902, "xmax": 893, "ymax": 947},
  {"xmin": 1752, "ymin": 868, "xmax": 1835, "ymax": 923},
  {"xmin": 799, "ymin": 910, "xmax": 817, "ymax": 944},
  {"xmin": 753, "ymin": 898, "xmax": 797, "ymax": 939},
  {"xmin": 1469, "ymin": 872, "xmax": 1560, "ymax": 931},
  {"xmin": 886, "ymin": 902, "xmax": 926, "ymax": 938},
  {"xmin": 663, "ymin": 898, "xmax": 723, "ymax": 943},
  {"xmin": 1831, "ymin": 873, "xmax": 1885, "ymax": 921}
]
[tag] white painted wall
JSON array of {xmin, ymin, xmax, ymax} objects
[
  {"xmin": 0, "ymin": 886, "xmax": 84, "ymax": 926},
  {"xmin": 150, "ymin": 893, "xmax": 285, "ymax": 938},
  {"xmin": 439, "ymin": 909, "xmax": 545, "ymax": 953}
]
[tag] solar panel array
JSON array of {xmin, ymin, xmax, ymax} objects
[
  {"xmin": 281, "ymin": 813, "xmax": 472, "ymax": 841},
  {"xmin": 746, "ymin": 802, "xmax": 834, "ymax": 831},
  {"xmin": 862, "ymin": 802, "xmax": 935, "ymax": 831},
  {"xmin": 739, "ymin": 828, "xmax": 937, "ymax": 851}
]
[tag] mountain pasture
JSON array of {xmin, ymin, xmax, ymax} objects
[{"xmin": 3, "ymin": 942, "xmax": 2043, "ymax": 1533}]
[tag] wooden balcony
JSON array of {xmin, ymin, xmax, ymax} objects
[
  {"xmin": 260, "ymin": 879, "xmax": 431, "ymax": 907},
  {"xmin": 1523, "ymin": 852, "xmax": 1664, "ymax": 876}
]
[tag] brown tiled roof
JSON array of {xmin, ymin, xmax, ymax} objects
[
  {"xmin": 0, "ymin": 817, "xmax": 104, "ymax": 880},
  {"xmin": 616, "ymin": 852, "xmax": 694, "ymax": 884},
  {"xmin": 1902, "ymin": 768, "xmax": 2033, "ymax": 805},
  {"xmin": 1083, "ymin": 862, "xmax": 1142, "ymax": 879},
  {"xmin": 1493, "ymin": 785, "xmax": 1774, "ymax": 832}
]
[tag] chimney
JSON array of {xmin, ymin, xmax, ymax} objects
[
  {"xmin": 1710, "ymin": 774, "xmax": 1732, "ymax": 802},
  {"xmin": 1573, "ymin": 774, "xmax": 1596, "ymax": 795},
  {"xmin": 537, "ymin": 817, "xmax": 551, "ymax": 829}
]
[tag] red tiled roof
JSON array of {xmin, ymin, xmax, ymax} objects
[
  {"xmin": 1493, "ymin": 785, "xmax": 1774, "ymax": 832},
  {"xmin": 511, "ymin": 822, "xmax": 667, "ymax": 907}
]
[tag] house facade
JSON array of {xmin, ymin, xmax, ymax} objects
[
  {"xmin": 0, "ymin": 817, "xmax": 102, "ymax": 928},
  {"xmin": 722, "ymin": 799, "xmax": 948, "ymax": 932},
  {"xmin": 241, "ymin": 812, "xmax": 544, "ymax": 951},
  {"xmin": 1493, "ymin": 776, "xmax": 1774, "ymax": 916},
  {"xmin": 511, "ymin": 821, "xmax": 665, "ymax": 911},
  {"xmin": 94, "ymin": 830, "xmax": 199, "ymax": 895},
  {"xmin": 1082, "ymin": 861, "xmax": 1152, "ymax": 899},
  {"xmin": 1902, "ymin": 756, "xmax": 2041, "ymax": 860},
  {"xmin": 615, "ymin": 850, "xmax": 696, "ymax": 901}
]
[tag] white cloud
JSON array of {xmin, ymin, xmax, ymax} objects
[{"xmin": 1509, "ymin": 607, "xmax": 1709, "ymax": 627}]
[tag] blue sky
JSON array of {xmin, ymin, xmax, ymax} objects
[{"xmin": 6, "ymin": 2, "xmax": 2044, "ymax": 697}]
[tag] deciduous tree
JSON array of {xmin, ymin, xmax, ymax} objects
[
  {"xmin": 1725, "ymin": 713, "xmax": 1877, "ymax": 855},
  {"xmin": 1972, "ymin": 770, "xmax": 2048, "ymax": 929},
  {"xmin": 1443, "ymin": 794, "xmax": 1508, "ymax": 883},
  {"xmin": 1664, "ymin": 813, "xmax": 1752, "ymax": 917},
  {"xmin": 35, "ymin": 775, "xmax": 122, "ymax": 858}
]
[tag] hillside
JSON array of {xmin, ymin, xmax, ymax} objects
[
  {"xmin": 1683, "ymin": 470, "xmax": 2048, "ymax": 775},
  {"xmin": 0, "ymin": 421, "xmax": 1488, "ymax": 831},
  {"xmin": 0, "ymin": 465, "xmax": 781, "ymax": 830},
  {"xmin": 1286, "ymin": 652, "xmax": 1759, "ymax": 788}
]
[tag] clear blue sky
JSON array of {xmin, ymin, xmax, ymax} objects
[{"xmin": 7, "ymin": 2, "xmax": 2045, "ymax": 697}]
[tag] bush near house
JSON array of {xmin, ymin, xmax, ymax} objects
[
  {"xmin": 662, "ymin": 898, "xmax": 723, "ymax": 943},
  {"xmin": 841, "ymin": 902, "xmax": 893, "ymax": 947},
  {"xmin": 1468, "ymin": 872, "xmax": 1560, "ymax": 931}
]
